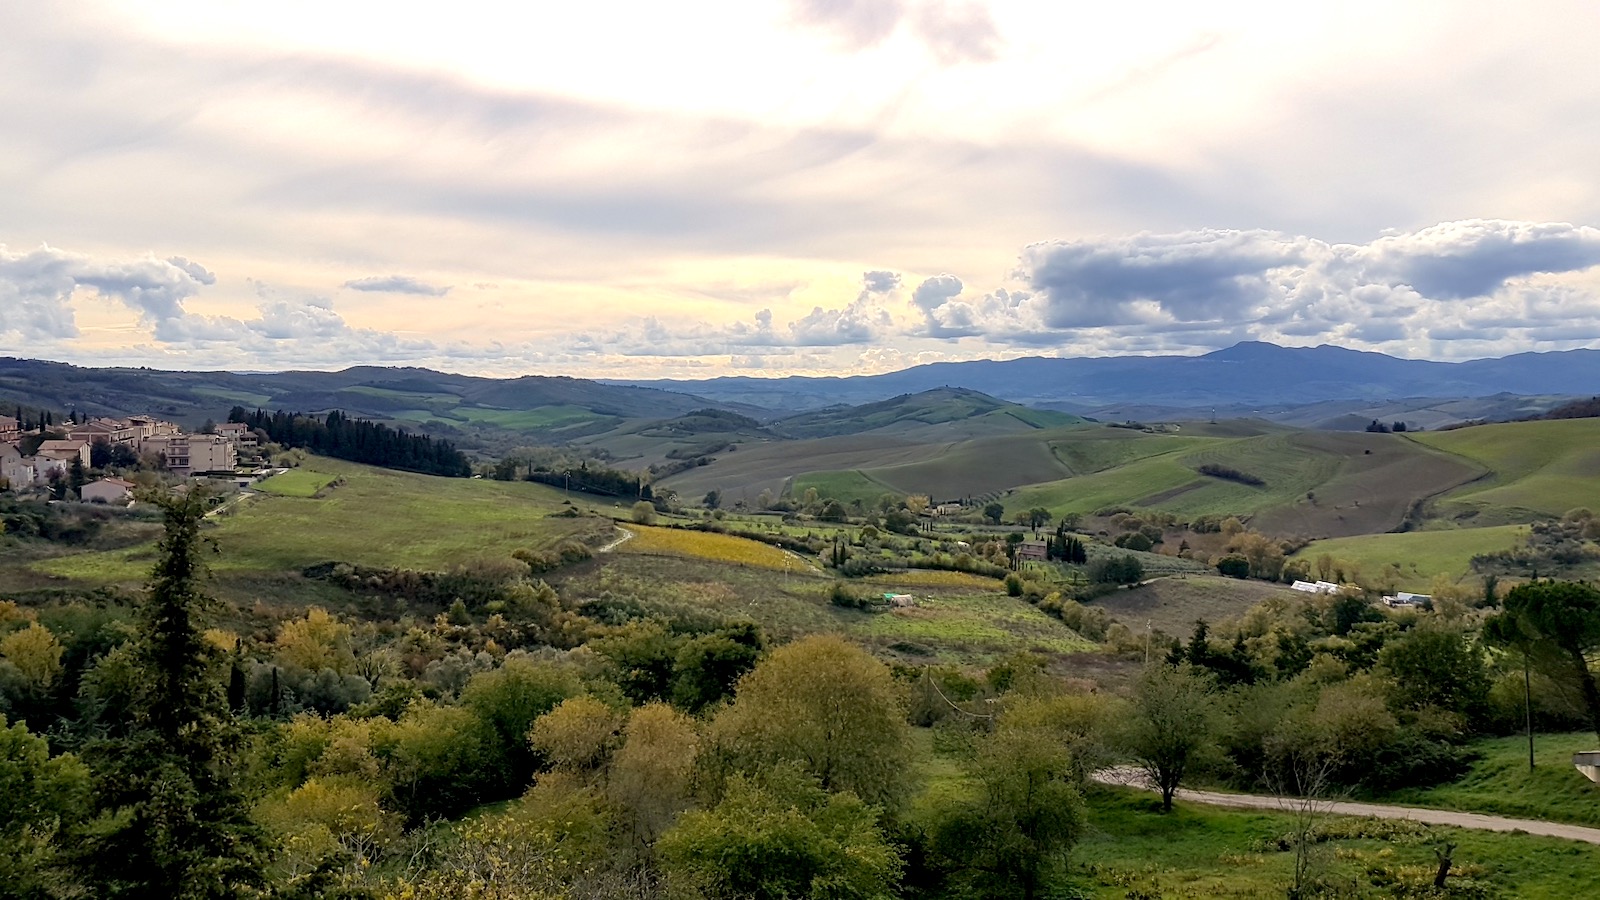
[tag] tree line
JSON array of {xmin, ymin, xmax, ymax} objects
[{"xmin": 229, "ymin": 407, "xmax": 470, "ymax": 477}]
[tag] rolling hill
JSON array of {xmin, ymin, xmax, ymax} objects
[
  {"xmin": 1408, "ymin": 418, "xmax": 1600, "ymax": 522},
  {"xmin": 620, "ymin": 341, "xmax": 1600, "ymax": 410}
]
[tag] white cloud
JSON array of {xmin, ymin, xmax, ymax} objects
[
  {"xmin": 0, "ymin": 244, "xmax": 211, "ymax": 340},
  {"xmin": 344, "ymin": 275, "xmax": 451, "ymax": 296}
]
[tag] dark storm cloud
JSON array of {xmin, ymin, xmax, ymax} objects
[
  {"xmin": 1021, "ymin": 230, "xmax": 1306, "ymax": 326},
  {"xmin": 1367, "ymin": 220, "xmax": 1600, "ymax": 299}
]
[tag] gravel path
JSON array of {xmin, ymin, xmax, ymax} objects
[
  {"xmin": 1092, "ymin": 769, "xmax": 1600, "ymax": 845},
  {"xmin": 595, "ymin": 526, "xmax": 635, "ymax": 554}
]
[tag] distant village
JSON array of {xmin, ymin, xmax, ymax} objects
[{"xmin": 0, "ymin": 411, "xmax": 265, "ymax": 504}]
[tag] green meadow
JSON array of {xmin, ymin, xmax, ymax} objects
[
  {"xmin": 32, "ymin": 457, "xmax": 612, "ymax": 585},
  {"xmin": 1412, "ymin": 419, "xmax": 1600, "ymax": 521},
  {"xmin": 1289, "ymin": 525, "xmax": 1528, "ymax": 591}
]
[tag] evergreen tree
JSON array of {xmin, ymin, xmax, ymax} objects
[{"xmin": 77, "ymin": 488, "xmax": 269, "ymax": 898}]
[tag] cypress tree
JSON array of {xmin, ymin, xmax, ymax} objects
[{"xmin": 77, "ymin": 488, "xmax": 268, "ymax": 898}]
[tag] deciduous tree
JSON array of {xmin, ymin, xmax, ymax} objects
[
  {"xmin": 708, "ymin": 634, "xmax": 912, "ymax": 810},
  {"xmin": 1123, "ymin": 663, "xmax": 1216, "ymax": 812}
]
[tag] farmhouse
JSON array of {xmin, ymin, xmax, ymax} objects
[
  {"xmin": 81, "ymin": 477, "xmax": 137, "ymax": 504},
  {"xmin": 1382, "ymin": 592, "xmax": 1431, "ymax": 608},
  {"xmin": 1016, "ymin": 539, "xmax": 1048, "ymax": 562}
]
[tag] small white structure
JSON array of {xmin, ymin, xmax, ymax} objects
[
  {"xmin": 81, "ymin": 477, "xmax": 136, "ymax": 504},
  {"xmin": 1382, "ymin": 592, "xmax": 1431, "ymax": 608},
  {"xmin": 1575, "ymin": 752, "xmax": 1600, "ymax": 783},
  {"xmin": 1290, "ymin": 580, "xmax": 1343, "ymax": 595},
  {"xmin": 883, "ymin": 593, "xmax": 917, "ymax": 608}
]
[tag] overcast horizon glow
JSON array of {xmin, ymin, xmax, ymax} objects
[{"xmin": 4, "ymin": 1, "xmax": 1600, "ymax": 378}]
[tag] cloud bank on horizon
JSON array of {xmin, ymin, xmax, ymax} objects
[{"xmin": 2, "ymin": 1, "xmax": 1600, "ymax": 377}]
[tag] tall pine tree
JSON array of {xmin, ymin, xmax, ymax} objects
[{"xmin": 77, "ymin": 488, "xmax": 268, "ymax": 899}]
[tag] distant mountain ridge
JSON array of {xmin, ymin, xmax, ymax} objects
[{"xmin": 614, "ymin": 342, "xmax": 1600, "ymax": 410}]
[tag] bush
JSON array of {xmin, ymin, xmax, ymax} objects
[
  {"xmin": 1113, "ymin": 532, "xmax": 1154, "ymax": 552},
  {"xmin": 1088, "ymin": 554, "xmax": 1144, "ymax": 585},
  {"xmin": 1004, "ymin": 573, "xmax": 1024, "ymax": 597},
  {"xmin": 1216, "ymin": 555, "xmax": 1251, "ymax": 579},
  {"xmin": 1196, "ymin": 463, "xmax": 1266, "ymax": 486}
]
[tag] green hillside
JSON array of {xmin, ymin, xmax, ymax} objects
[
  {"xmin": 1007, "ymin": 430, "xmax": 1483, "ymax": 538},
  {"xmin": 1287, "ymin": 524, "xmax": 1529, "ymax": 591},
  {"xmin": 31, "ymin": 457, "xmax": 614, "ymax": 586},
  {"xmin": 773, "ymin": 387, "xmax": 1078, "ymax": 439},
  {"xmin": 1410, "ymin": 418, "xmax": 1600, "ymax": 522}
]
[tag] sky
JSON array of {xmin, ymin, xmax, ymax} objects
[{"xmin": 4, "ymin": 1, "xmax": 1600, "ymax": 378}]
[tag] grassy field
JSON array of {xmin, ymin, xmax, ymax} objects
[
  {"xmin": 1093, "ymin": 575, "xmax": 1300, "ymax": 637},
  {"xmin": 448, "ymin": 404, "xmax": 611, "ymax": 430},
  {"xmin": 848, "ymin": 592, "xmax": 1094, "ymax": 663},
  {"xmin": 1377, "ymin": 732, "xmax": 1600, "ymax": 827},
  {"xmin": 1010, "ymin": 431, "xmax": 1484, "ymax": 540},
  {"xmin": 1411, "ymin": 419, "xmax": 1600, "ymax": 522},
  {"xmin": 1071, "ymin": 785, "xmax": 1600, "ymax": 899},
  {"xmin": 907, "ymin": 730, "xmax": 1600, "ymax": 898},
  {"xmin": 30, "ymin": 457, "xmax": 612, "ymax": 585},
  {"xmin": 619, "ymin": 525, "xmax": 807, "ymax": 572},
  {"xmin": 789, "ymin": 469, "xmax": 906, "ymax": 506},
  {"xmin": 256, "ymin": 468, "xmax": 337, "ymax": 497},
  {"xmin": 1288, "ymin": 524, "xmax": 1527, "ymax": 591}
]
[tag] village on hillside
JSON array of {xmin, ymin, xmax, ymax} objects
[{"xmin": 0, "ymin": 411, "xmax": 268, "ymax": 503}]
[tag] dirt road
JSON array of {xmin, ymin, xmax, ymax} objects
[{"xmin": 1092, "ymin": 769, "xmax": 1600, "ymax": 845}]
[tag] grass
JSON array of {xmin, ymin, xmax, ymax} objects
[
  {"xmin": 906, "ymin": 729, "xmax": 1600, "ymax": 898},
  {"xmin": 1412, "ymin": 419, "xmax": 1600, "ymax": 521},
  {"xmin": 339, "ymin": 385, "xmax": 463, "ymax": 405},
  {"xmin": 31, "ymin": 457, "xmax": 611, "ymax": 585},
  {"xmin": 861, "ymin": 570, "xmax": 1002, "ymax": 590},
  {"xmin": 849, "ymin": 592, "xmax": 1095, "ymax": 663},
  {"xmin": 619, "ymin": 525, "xmax": 806, "ymax": 571},
  {"xmin": 1073, "ymin": 785, "xmax": 1600, "ymax": 899},
  {"xmin": 1375, "ymin": 731, "xmax": 1600, "ymax": 827},
  {"xmin": 1094, "ymin": 575, "xmax": 1299, "ymax": 637},
  {"xmin": 448, "ymin": 405, "xmax": 611, "ymax": 430},
  {"xmin": 1288, "ymin": 524, "xmax": 1527, "ymax": 591},
  {"xmin": 190, "ymin": 386, "xmax": 274, "ymax": 407},
  {"xmin": 256, "ymin": 468, "xmax": 337, "ymax": 498},
  {"xmin": 790, "ymin": 469, "xmax": 905, "ymax": 506}
]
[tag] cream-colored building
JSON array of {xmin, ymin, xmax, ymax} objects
[
  {"xmin": 126, "ymin": 416, "xmax": 180, "ymax": 444},
  {"xmin": 1, "ymin": 442, "xmax": 33, "ymax": 488},
  {"xmin": 0, "ymin": 415, "xmax": 19, "ymax": 440},
  {"xmin": 215, "ymin": 422, "xmax": 258, "ymax": 450},
  {"xmin": 81, "ymin": 477, "xmax": 137, "ymax": 504},
  {"xmin": 37, "ymin": 439, "xmax": 91, "ymax": 468},
  {"xmin": 141, "ymin": 433, "xmax": 236, "ymax": 475},
  {"xmin": 68, "ymin": 418, "xmax": 139, "ymax": 447}
]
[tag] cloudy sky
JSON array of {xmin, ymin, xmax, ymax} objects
[{"xmin": 4, "ymin": 1, "xmax": 1600, "ymax": 377}]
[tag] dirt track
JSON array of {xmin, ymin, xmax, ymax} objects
[{"xmin": 1093, "ymin": 769, "xmax": 1600, "ymax": 845}]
